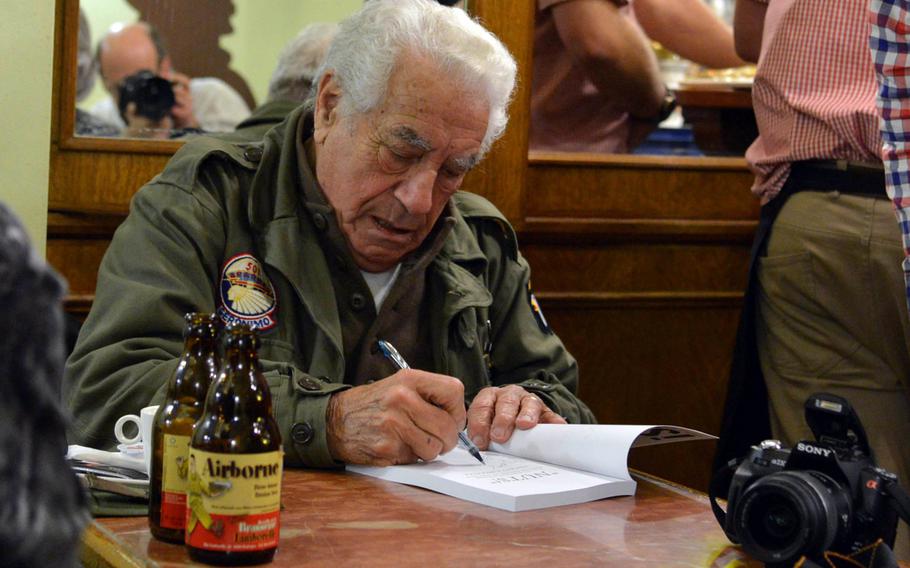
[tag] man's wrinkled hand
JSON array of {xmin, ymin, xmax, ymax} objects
[
  {"xmin": 466, "ymin": 385, "xmax": 566, "ymax": 450},
  {"xmin": 326, "ymin": 369, "xmax": 466, "ymax": 466}
]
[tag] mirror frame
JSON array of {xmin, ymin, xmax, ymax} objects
[
  {"xmin": 51, "ymin": 0, "xmax": 190, "ymax": 217},
  {"xmin": 55, "ymin": 0, "xmax": 197, "ymax": 158}
]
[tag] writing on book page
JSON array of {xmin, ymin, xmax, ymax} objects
[
  {"xmin": 456, "ymin": 453, "xmax": 560, "ymax": 486},
  {"xmin": 428, "ymin": 448, "xmax": 612, "ymax": 495}
]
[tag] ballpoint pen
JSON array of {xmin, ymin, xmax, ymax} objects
[{"xmin": 376, "ymin": 339, "xmax": 485, "ymax": 464}]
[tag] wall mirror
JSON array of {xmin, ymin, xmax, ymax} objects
[
  {"xmin": 72, "ymin": 0, "xmax": 362, "ymax": 142},
  {"xmin": 50, "ymin": 0, "xmax": 753, "ymax": 219}
]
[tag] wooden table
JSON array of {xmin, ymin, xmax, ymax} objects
[{"xmin": 80, "ymin": 470, "xmax": 761, "ymax": 567}]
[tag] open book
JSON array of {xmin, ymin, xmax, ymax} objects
[{"xmin": 348, "ymin": 424, "xmax": 715, "ymax": 512}]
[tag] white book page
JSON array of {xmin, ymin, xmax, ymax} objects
[{"xmin": 489, "ymin": 424, "xmax": 715, "ymax": 479}]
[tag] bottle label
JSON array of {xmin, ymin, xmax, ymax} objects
[
  {"xmin": 185, "ymin": 448, "xmax": 283, "ymax": 552},
  {"xmin": 159, "ymin": 434, "xmax": 191, "ymax": 530}
]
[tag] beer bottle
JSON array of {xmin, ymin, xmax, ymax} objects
[
  {"xmin": 149, "ymin": 312, "xmax": 221, "ymax": 543},
  {"xmin": 186, "ymin": 324, "xmax": 283, "ymax": 565}
]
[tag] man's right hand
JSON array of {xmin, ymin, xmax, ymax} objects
[
  {"xmin": 168, "ymin": 72, "xmax": 199, "ymax": 129},
  {"xmin": 325, "ymin": 370, "xmax": 466, "ymax": 466}
]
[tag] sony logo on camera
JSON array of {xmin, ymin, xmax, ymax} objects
[{"xmin": 794, "ymin": 442, "xmax": 833, "ymax": 459}]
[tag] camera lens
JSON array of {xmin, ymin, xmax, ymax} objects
[
  {"xmin": 732, "ymin": 471, "xmax": 851, "ymax": 564},
  {"xmin": 754, "ymin": 494, "xmax": 800, "ymax": 546},
  {"xmin": 117, "ymin": 71, "xmax": 176, "ymax": 122}
]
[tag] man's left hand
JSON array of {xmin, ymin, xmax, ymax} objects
[{"xmin": 466, "ymin": 385, "xmax": 566, "ymax": 450}]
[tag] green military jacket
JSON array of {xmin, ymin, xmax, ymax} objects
[{"xmin": 64, "ymin": 107, "xmax": 595, "ymax": 468}]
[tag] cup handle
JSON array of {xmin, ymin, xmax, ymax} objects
[{"xmin": 114, "ymin": 414, "xmax": 142, "ymax": 445}]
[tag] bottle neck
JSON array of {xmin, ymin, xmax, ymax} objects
[
  {"xmin": 171, "ymin": 335, "xmax": 219, "ymax": 400},
  {"xmin": 184, "ymin": 335, "xmax": 219, "ymax": 356},
  {"xmin": 211, "ymin": 347, "xmax": 272, "ymax": 417},
  {"xmin": 225, "ymin": 347, "xmax": 259, "ymax": 371}
]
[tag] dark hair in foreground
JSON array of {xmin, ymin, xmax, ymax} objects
[{"xmin": 0, "ymin": 204, "xmax": 89, "ymax": 567}]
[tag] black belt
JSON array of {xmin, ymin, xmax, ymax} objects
[{"xmin": 788, "ymin": 160, "xmax": 887, "ymax": 197}]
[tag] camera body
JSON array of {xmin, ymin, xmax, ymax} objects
[
  {"xmin": 722, "ymin": 394, "xmax": 900, "ymax": 565},
  {"xmin": 117, "ymin": 70, "xmax": 176, "ymax": 123}
]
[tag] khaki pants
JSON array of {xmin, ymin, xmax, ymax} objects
[{"xmin": 756, "ymin": 190, "xmax": 910, "ymax": 560}]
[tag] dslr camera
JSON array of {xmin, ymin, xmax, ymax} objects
[
  {"xmin": 711, "ymin": 393, "xmax": 909, "ymax": 566},
  {"xmin": 117, "ymin": 70, "xmax": 176, "ymax": 123}
]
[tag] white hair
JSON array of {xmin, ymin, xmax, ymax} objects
[
  {"xmin": 267, "ymin": 22, "xmax": 338, "ymax": 104},
  {"xmin": 304, "ymin": 0, "xmax": 516, "ymax": 156}
]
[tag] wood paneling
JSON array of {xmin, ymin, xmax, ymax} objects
[
  {"xmin": 46, "ymin": 207, "xmax": 124, "ymax": 314},
  {"xmin": 527, "ymin": 154, "xmax": 756, "ymax": 220},
  {"xmin": 46, "ymin": 239, "xmax": 110, "ymax": 295},
  {"xmin": 523, "ymin": 242, "xmax": 750, "ymax": 292},
  {"xmin": 50, "ymin": 149, "xmax": 169, "ymax": 213}
]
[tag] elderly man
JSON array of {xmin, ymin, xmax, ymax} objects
[
  {"xmin": 92, "ymin": 22, "xmax": 250, "ymax": 136},
  {"xmin": 66, "ymin": 0, "xmax": 595, "ymax": 468}
]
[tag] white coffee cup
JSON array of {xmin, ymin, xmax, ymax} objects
[{"xmin": 113, "ymin": 405, "xmax": 159, "ymax": 474}]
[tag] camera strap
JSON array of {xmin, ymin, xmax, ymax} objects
[
  {"xmin": 884, "ymin": 478, "xmax": 910, "ymax": 526},
  {"xmin": 708, "ymin": 457, "xmax": 742, "ymax": 541}
]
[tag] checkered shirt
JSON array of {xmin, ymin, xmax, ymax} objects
[
  {"xmin": 745, "ymin": 0, "xmax": 881, "ymax": 203},
  {"xmin": 871, "ymin": 0, "xmax": 910, "ymax": 313}
]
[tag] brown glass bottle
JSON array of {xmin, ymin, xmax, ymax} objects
[
  {"xmin": 187, "ymin": 324, "xmax": 283, "ymax": 566},
  {"xmin": 149, "ymin": 312, "xmax": 221, "ymax": 543}
]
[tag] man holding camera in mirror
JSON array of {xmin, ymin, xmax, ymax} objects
[{"xmin": 92, "ymin": 22, "xmax": 250, "ymax": 138}]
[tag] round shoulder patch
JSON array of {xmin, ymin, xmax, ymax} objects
[{"xmin": 216, "ymin": 253, "xmax": 278, "ymax": 331}]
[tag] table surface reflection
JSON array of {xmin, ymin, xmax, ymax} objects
[{"xmin": 83, "ymin": 469, "xmax": 761, "ymax": 567}]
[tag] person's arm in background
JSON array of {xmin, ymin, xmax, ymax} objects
[
  {"xmin": 551, "ymin": 0, "xmax": 664, "ymax": 120},
  {"xmin": 634, "ymin": 0, "xmax": 746, "ymax": 68},
  {"xmin": 733, "ymin": 0, "xmax": 769, "ymax": 63},
  {"xmin": 871, "ymin": 0, "xmax": 910, "ymax": 316}
]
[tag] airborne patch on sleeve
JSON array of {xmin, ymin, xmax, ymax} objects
[
  {"xmin": 216, "ymin": 253, "xmax": 278, "ymax": 331},
  {"xmin": 527, "ymin": 281, "xmax": 551, "ymax": 334}
]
